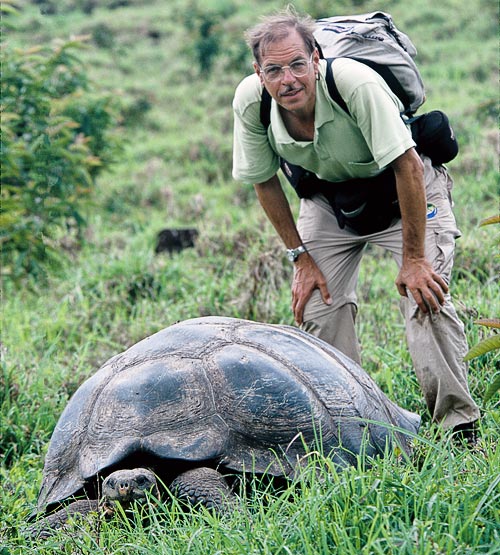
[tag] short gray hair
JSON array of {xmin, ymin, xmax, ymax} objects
[{"xmin": 245, "ymin": 5, "xmax": 316, "ymax": 64}]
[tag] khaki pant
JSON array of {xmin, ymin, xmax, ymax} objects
[{"xmin": 297, "ymin": 157, "xmax": 480, "ymax": 429}]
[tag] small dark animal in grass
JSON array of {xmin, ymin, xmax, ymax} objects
[
  {"xmin": 154, "ymin": 227, "xmax": 198, "ymax": 255},
  {"xmin": 28, "ymin": 316, "xmax": 420, "ymax": 538}
]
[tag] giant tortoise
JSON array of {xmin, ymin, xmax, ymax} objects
[{"xmin": 30, "ymin": 316, "xmax": 420, "ymax": 535}]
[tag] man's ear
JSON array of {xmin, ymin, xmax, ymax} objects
[
  {"xmin": 313, "ymin": 48, "xmax": 321, "ymax": 67},
  {"xmin": 312, "ymin": 47, "xmax": 320, "ymax": 78},
  {"xmin": 253, "ymin": 61, "xmax": 264, "ymax": 84}
]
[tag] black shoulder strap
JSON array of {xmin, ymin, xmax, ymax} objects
[
  {"xmin": 260, "ymin": 87, "xmax": 272, "ymax": 129},
  {"xmin": 326, "ymin": 57, "xmax": 411, "ymax": 115},
  {"xmin": 324, "ymin": 58, "xmax": 349, "ymax": 114}
]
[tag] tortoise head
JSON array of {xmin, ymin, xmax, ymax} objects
[{"xmin": 102, "ymin": 468, "xmax": 158, "ymax": 506}]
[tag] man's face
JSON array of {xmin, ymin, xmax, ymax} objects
[{"xmin": 254, "ymin": 28, "xmax": 319, "ymax": 114}]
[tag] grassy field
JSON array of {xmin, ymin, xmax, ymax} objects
[{"xmin": 1, "ymin": 0, "xmax": 499, "ymax": 553}]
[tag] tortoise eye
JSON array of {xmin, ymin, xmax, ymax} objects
[{"xmin": 136, "ymin": 475, "xmax": 148, "ymax": 487}]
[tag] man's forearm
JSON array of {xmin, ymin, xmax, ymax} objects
[
  {"xmin": 253, "ymin": 175, "xmax": 304, "ymax": 248},
  {"xmin": 254, "ymin": 175, "xmax": 332, "ymax": 323},
  {"xmin": 392, "ymin": 148, "xmax": 426, "ymax": 260},
  {"xmin": 392, "ymin": 148, "xmax": 449, "ymax": 312}
]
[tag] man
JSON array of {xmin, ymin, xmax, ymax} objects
[{"xmin": 232, "ymin": 8, "xmax": 480, "ymax": 442}]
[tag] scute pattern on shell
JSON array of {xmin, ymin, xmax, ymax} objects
[{"xmin": 36, "ymin": 316, "xmax": 420, "ymax": 514}]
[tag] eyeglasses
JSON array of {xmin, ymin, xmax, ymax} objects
[{"xmin": 259, "ymin": 53, "xmax": 314, "ymax": 82}]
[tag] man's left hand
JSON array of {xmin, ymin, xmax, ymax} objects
[{"xmin": 396, "ymin": 257, "xmax": 449, "ymax": 313}]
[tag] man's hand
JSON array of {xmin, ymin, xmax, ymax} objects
[
  {"xmin": 253, "ymin": 176, "xmax": 332, "ymax": 323},
  {"xmin": 292, "ymin": 253, "xmax": 332, "ymax": 324},
  {"xmin": 396, "ymin": 257, "xmax": 449, "ymax": 313},
  {"xmin": 391, "ymin": 149, "xmax": 448, "ymax": 313}
]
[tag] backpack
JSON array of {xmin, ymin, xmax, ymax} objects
[
  {"xmin": 314, "ymin": 12, "xmax": 425, "ymax": 116},
  {"xmin": 315, "ymin": 12, "xmax": 457, "ymax": 165}
]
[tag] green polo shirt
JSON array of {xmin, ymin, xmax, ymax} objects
[{"xmin": 232, "ymin": 58, "xmax": 415, "ymax": 185}]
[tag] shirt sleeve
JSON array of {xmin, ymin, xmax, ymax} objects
[
  {"xmin": 334, "ymin": 59, "xmax": 415, "ymax": 169},
  {"xmin": 232, "ymin": 75, "xmax": 280, "ymax": 184}
]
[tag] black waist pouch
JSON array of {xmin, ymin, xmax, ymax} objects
[
  {"xmin": 410, "ymin": 110, "xmax": 459, "ymax": 165},
  {"xmin": 283, "ymin": 164, "xmax": 400, "ymax": 236},
  {"xmin": 324, "ymin": 168, "xmax": 400, "ymax": 235}
]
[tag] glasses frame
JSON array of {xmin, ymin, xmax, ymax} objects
[{"xmin": 259, "ymin": 52, "xmax": 315, "ymax": 82}]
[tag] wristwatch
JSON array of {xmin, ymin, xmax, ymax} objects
[{"xmin": 286, "ymin": 244, "xmax": 307, "ymax": 262}]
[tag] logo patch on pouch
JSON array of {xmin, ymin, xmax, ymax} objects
[{"xmin": 426, "ymin": 203, "xmax": 438, "ymax": 219}]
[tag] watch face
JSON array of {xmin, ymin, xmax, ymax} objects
[{"xmin": 287, "ymin": 246, "xmax": 305, "ymax": 261}]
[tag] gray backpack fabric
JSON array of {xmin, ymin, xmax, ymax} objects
[{"xmin": 314, "ymin": 12, "xmax": 426, "ymax": 115}]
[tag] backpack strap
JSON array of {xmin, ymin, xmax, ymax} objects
[
  {"xmin": 325, "ymin": 57, "xmax": 412, "ymax": 116},
  {"xmin": 324, "ymin": 59, "xmax": 348, "ymax": 114},
  {"xmin": 260, "ymin": 86, "xmax": 272, "ymax": 129}
]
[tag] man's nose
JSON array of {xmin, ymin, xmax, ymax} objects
[{"xmin": 281, "ymin": 66, "xmax": 296, "ymax": 83}]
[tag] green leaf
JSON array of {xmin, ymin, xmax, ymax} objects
[
  {"xmin": 464, "ymin": 334, "xmax": 500, "ymax": 361},
  {"xmin": 0, "ymin": 3, "xmax": 19, "ymax": 15},
  {"xmin": 474, "ymin": 318, "xmax": 500, "ymax": 329},
  {"xmin": 479, "ymin": 214, "xmax": 500, "ymax": 226},
  {"xmin": 484, "ymin": 373, "xmax": 500, "ymax": 403}
]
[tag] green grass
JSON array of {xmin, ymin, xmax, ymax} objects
[
  {"xmin": 4, "ymin": 443, "xmax": 500, "ymax": 554},
  {"xmin": 1, "ymin": 0, "xmax": 499, "ymax": 553}
]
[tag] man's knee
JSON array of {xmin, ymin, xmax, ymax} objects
[{"xmin": 301, "ymin": 303, "xmax": 361, "ymax": 364}]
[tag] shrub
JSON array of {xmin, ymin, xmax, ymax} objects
[
  {"xmin": 464, "ymin": 215, "xmax": 500, "ymax": 403},
  {"xmin": 1, "ymin": 37, "xmax": 121, "ymax": 281},
  {"xmin": 182, "ymin": 1, "xmax": 238, "ymax": 75}
]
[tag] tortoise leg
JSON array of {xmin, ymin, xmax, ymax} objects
[
  {"xmin": 27, "ymin": 499, "xmax": 100, "ymax": 539},
  {"xmin": 169, "ymin": 467, "xmax": 236, "ymax": 513}
]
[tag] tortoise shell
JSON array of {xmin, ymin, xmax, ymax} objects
[{"xmin": 37, "ymin": 316, "xmax": 420, "ymax": 512}]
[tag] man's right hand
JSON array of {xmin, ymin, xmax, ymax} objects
[
  {"xmin": 253, "ymin": 176, "xmax": 332, "ymax": 323},
  {"xmin": 291, "ymin": 252, "xmax": 332, "ymax": 324}
]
